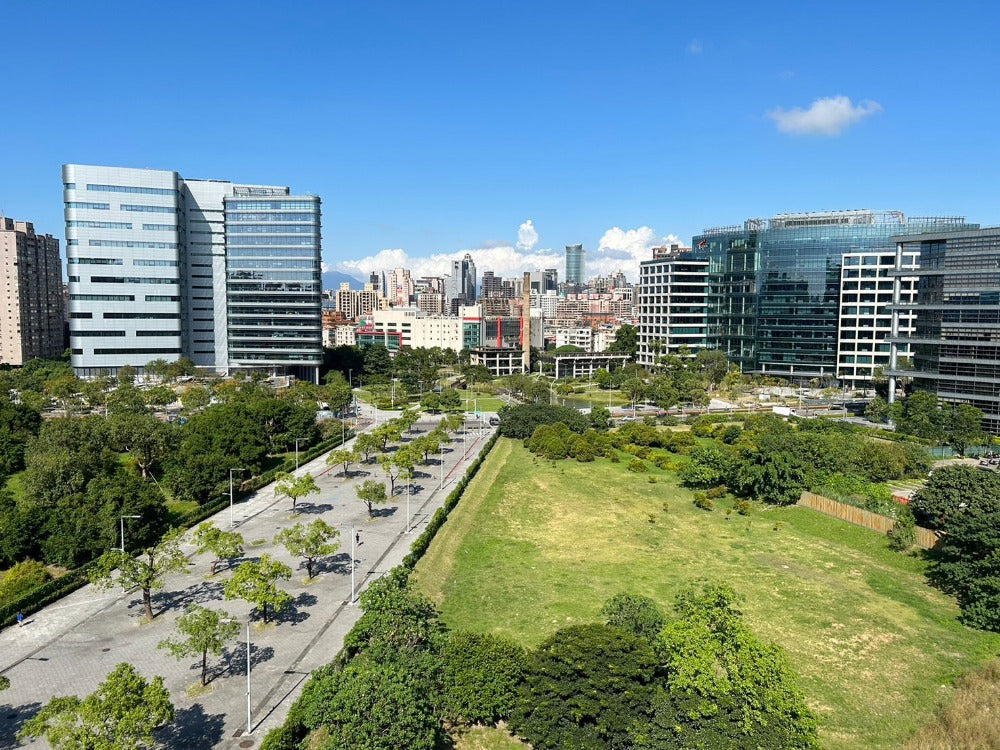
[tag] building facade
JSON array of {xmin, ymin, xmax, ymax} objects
[
  {"xmin": 445, "ymin": 253, "xmax": 477, "ymax": 308},
  {"xmin": 0, "ymin": 218, "xmax": 64, "ymax": 364},
  {"xmin": 64, "ymin": 164, "xmax": 322, "ymax": 381},
  {"xmin": 692, "ymin": 210, "xmax": 973, "ymax": 383},
  {"xmin": 565, "ymin": 244, "xmax": 585, "ymax": 285},
  {"xmin": 888, "ymin": 227, "xmax": 1000, "ymax": 434},
  {"xmin": 636, "ymin": 247, "xmax": 708, "ymax": 367}
]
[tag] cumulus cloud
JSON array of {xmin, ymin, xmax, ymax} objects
[
  {"xmin": 767, "ymin": 95, "xmax": 882, "ymax": 136},
  {"xmin": 331, "ymin": 223, "xmax": 680, "ymax": 285},
  {"xmin": 516, "ymin": 219, "xmax": 539, "ymax": 251}
]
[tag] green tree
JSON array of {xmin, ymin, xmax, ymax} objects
[
  {"xmin": 410, "ymin": 434, "xmax": 440, "ymax": 463},
  {"xmin": 90, "ymin": 528, "xmax": 188, "ymax": 621},
  {"xmin": 512, "ymin": 623, "xmax": 657, "ymax": 749},
  {"xmin": 439, "ymin": 387, "xmax": 462, "ymax": 411},
  {"xmin": 275, "ymin": 520, "xmax": 341, "ymax": 579},
  {"xmin": 419, "ymin": 391, "xmax": 441, "ymax": 412},
  {"xmin": 321, "ymin": 371, "xmax": 354, "ymax": 415},
  {"xmin": 179, "ymin": 384, "xmax": 211, "ymax": 413},
  {"xmin": 601, "ymin": 592, "xmax": 667, "ymax": 640},
  {"xmin": 607, "ymin": 323, "xmax": 638, "ymax": 356},
  {"xmin": 865, "ymin": 395, "xmax": 889, "ymax": 423},
  {"xmin": 440, "ymin": 631, "xmax": 526, "ymax": 725},
  {"xmin": 355, "ymin": 479, "xmax": 389, "ymax": 518},
  {"xmin": 372, "ymin": 422, "xmax": 403, "ymax": 451},
  {"xmin": 274, "ymin": 471, "xmax": 320, "ymax": 511},
  {"xmin": 495, "ymin": 403, "xmax": 588, "ymax": 439},
  {"xmin": 354, "ymin": 432, "xmax": 381, "ymax": 462},
  {"xmin": 363, "ymin": 344, "xmax": 393, "ymax": 378},
  {"xmin": 594, "ymin": 367, "xmax": 612, "ymax": 390},
  {"xmin": 224, "ymin": 554, "xmax": 293, "ymax": 624},
  {"xmin": 158, "ymin": 605, "xmax": 240, "ymax": 686},
  {"xmin": 108, "ymin": 412, "xmax": 176, "ymax": 479},
  {"xmin": 143, "ymin": 384, "xmax": 176, "ymax": 409},
  {"xmin": 378, "ymin": 454, "xmax": 401, "ymax": 494},
  {"xmin": 193, "ymin": 522, "xmax": 244, "ymax": 575},
  {"xmin": 589, "ymin": 405, "xmax": 611, "ymax": 430},
  {"xmin": 143, "ymin": 358, "xmax": 169, "ymax": 382},
  {"xmin": 0, "ymin": 559, "xmax": 50, "ymax": 601},
  {"xmin": 326, "ymin": 449, "xmax": 360, "ymax": 478},
  {"xmin": 44, "ymin": 374, "xmax": 82, "ymax": 417},
  {"xmin": 18, "ymin": 663, "xmax": 173, "ymax": 749},
  {"xmin": 945, "ymin": 403, "xmax": 986, "ymax": 455},
  {"xmin": 343, "ymin": 568, "xmax": 443, "ymax": 657},
  {"xmin": 298, "ymin": 657, "xmax": 442, "ymax": 750}
]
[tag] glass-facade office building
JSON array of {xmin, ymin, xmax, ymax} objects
[
  {"xmin": 64, "ymin": 165, "xmax": 322, "ymax": 381},
  {"xmin": 565, "ymin": 244, "xmax": 585, "ymax": 286},
  {"xmin": 691, "ymin": 211, "xmax": 974, "ymax": 383},
  {"xmin": 889, "ymin": 228, "xmax": 1000, "ymax": 434}
]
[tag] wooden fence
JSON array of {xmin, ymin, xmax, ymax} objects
[{"xmin": 797, "ymin": 492, "xmax": 939, "ymax": 549}]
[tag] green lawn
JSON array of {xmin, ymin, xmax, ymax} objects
[
  {"xmin": 458, "ymin": 395, "xmax": 506, "ymax": 412},
  {"xmin": 452, "ymin": 726, "xmax": 529, "ymax": 750},
  {"xmin": 414, "ymin": 439, "xmax": 1000, "ymax": 750}
]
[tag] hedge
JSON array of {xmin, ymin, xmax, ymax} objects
[{"xmin": 0, "ymin": 430, "xmax": 355, "ymax": 628}]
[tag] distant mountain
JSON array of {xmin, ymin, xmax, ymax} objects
[{"xmin": 322, "ymin": 270, "xmax": 365, "ymax": 290}]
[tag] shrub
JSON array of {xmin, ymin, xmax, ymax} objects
[
  {"xmin": 888, "ymin": 505, "xmax": 917, "ymax": 551},
  {"xmin": 734, "ymin": 500, "xmax": 752, "ymax": 516},
  {"xmin": 705, "ymin": 485, "xmax": 728, "ymax": 499},
  {"xmin": 439, "ymin": 631, "xmax": 526, "ymax": 725},
  {"xmin": 0, "ymin": 560, "xmax": 51, "ymax": 604},
  {"xmin": 647, "ymin": 476, "xmax": 657, "ymax": 483},
  {"xmin": 601, "ymin": 593, "xmax": 667, "ymax": 640},
  {"xmin": 628, "ymin": 458, "xmax": 648, "ymax": 473},
  {"xmin": 693, "ymin": 493, "xmax": 714, "ymax": 511}
]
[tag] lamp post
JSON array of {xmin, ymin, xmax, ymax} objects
[
  {"xmin": 294, "ymin": 438, "xmax": 303, "ymax": 471},
  {"xmin": 350, "ymin": 526, "xmax": 357, "ymax": 604},
  {"xmin": 229, "ymin": 468, "xmax": 244, "ymax": 529},
  {"xmin": 405, "ymin": 472, "xmax": 411, "ymax": 534},
  {"xmin": 223, "ymin": 618, "xmax": 253, "ymax": 734},
  {"xmin": 118, "ymin": 515, "xmax": 140, "ymax": 591}
]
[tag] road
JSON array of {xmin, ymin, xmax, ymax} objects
[{"xmin": 0, "ymin": 407, "xmax": 496, "ymax": 748}]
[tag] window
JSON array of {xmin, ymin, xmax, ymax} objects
[
  {"xmin": 68, "ymin": 221, "xmax": 132, "ymax": 229},
  {"xmin": 94, "ymin": 348, "xmax": 182, "ymax": 355},
  {"xmin": 70, "ymin": 294, "xmax": 135, "ymax": 301},
  {"xmin": 70, "ymin": 312, "xmax": 93, "ymax": 319},
  {"xmin": 74, "ymin": 330, "xmax": 124, "ymax": 337},
  {"xmin": 133, "ymin": 259, "xmax": 178, "ymax": 267},
  {"xmin": 91, "ymin": 276, "xmax": 178, "ymax": 285},
  {"xmin": 65, "ymin": 202, "xmax": 110, "ymax": 210},
  {"xmin": 89, "ymin": 239, "xmax": 177, "ymax": 249},
  {"xmin": 142, "ymin": 224, "xmax": 176, "ymax": 231},
  {"xmin": 120, "ymin": 204, "xmax": 176, "ymax": 213},
  {"xmin": 86, "ymin": 184, "xmax": 176, "ymax": 196},
  {"xmin": 64, "ymin": 183, "xmax": 76, "ymax": 190},
  {"xmin": 104, "ymin": 312, "xmax": 180, "ymax": 319},
  {"xmin": 145, "ymin": 295, "xmax": 179, "ymax": 302},
  {"xmin": 68, "ymin": 257, "xmax": 123, "ymax": 265}
]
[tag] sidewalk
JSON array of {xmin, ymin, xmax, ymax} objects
[{"xmin": 0, "ymin": 409, "xmax": 495, "ymax": 748}]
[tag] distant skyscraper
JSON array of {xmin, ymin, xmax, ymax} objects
[
  {"xmin": 565, "ymin": 244, "xmax": 585, "ymax": 285},
  {"xmin": 0, "ymin": 218, "xmax": 64, "ymax": 364},
  {"xmin": 63, "ymin": 164, "xmax": 322, "ymax": 381},
  {"xmin": 386, "ymin": 267, "xmax": 415, "ymax": 306},
  {"xmin": 446, "ymin": 253, "xmax": 477, "ymax": 309}
]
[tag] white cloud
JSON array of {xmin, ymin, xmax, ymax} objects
[
  {"xmin": 333, "ymin": 224, "xmax": 680, "ymax": 285},
  {"xmin": 686, "ymin": 39, "xmax": 702, "ymax": 55},
  {"xmin": 767, "ymin": 95, "xmax": 882, "ymax": 136},
  {"xmin": 516, "ymin": 219, "xmax": 539, "ymax": 252}
]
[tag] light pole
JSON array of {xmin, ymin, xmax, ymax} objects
[
  {"xmin": 223, "ymin": 618, "xmax": 252, "ymax": 734},
  {"xmin": 405, "ymin": 471, "xmax": 411, "ymax": 534},
  {"xmin": 229, "ymin": 468, "xmax": 244, "ymax": 529},
  {"xmin": 118, "ymin": 514, "xmax": 140, "ymax": 591},
  {"xmin": 294, "ymin": 438, "xmax": 304, "ymax": 470},
  {"xmin": 350, "ymin": 526, "xmax": 357, "ymax": 604}
]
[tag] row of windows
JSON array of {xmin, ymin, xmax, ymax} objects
[
  {"xmin": 93, "ymin": 348, "xmax": 182, "ymax": 355},
  {"xmin": 91, "ymin": 276, "xmax": 178, "ymax": 285},
  {"xmin": 74, "ymin": 330, "xmax": 123, "ymax": 337},
  {"xmin": 226, "ymin": 236, "xmax": 317, "ymax": 246},
  {"xmin": 225, "ymin": 201, "xmax": 317, "ymax": 210},
  {"xmin": 227, "ymin": 225, "xmax": 318, "ymax": 234},
  {"xmin": 65, "ymin": 202, "xmax": 110, "ymax": 210},
  {"xmin": 134, "ymin": 259, "xmax": 179, "ymax": 267},
  {"xmin": 146, "ymin": 295, "xmax": 179, "ymax": 302},
  {"xmin": 137, "ymin": 330, "xmax": 181, "ymax": 336},
  {"xmin": 226, "ymin": 248, "xmax": 317, "ymax": 258},
  {"xmin": 71, "ymin": 294, "xmax": 134, "ymax": 301},
  {"xmin": 68, "ymin": 257, "xmax": 123, "ymax": 265},
  {"xmin": 89, "ymin": 239, "xmax": 178, "ymax": 249},
  {"xmin": 226, "ymin": 259, "xmax": 316, "ymax": 269},
  {"xmin": 68, "ymin": 221, "xmax": 132, "ymax": 229},
  {"xmin": 228, "ymin": 271, "xmax": 319, "ymax": 281},
  {"xmin": 142, "ymin": 224, "xmax": 176, "ymax": 231},
  {"xmin": 71, "ymin": 312, "xmax": 181, "ymax": 320},
  {"xmin": 121, "ymin": 204, "xmax": 176, "ymax": 213},
  {"xmin": 85, "ymin": 184, "xmax": 177, "ymax": 196},
  {"xmin": 226, "ymin": 212, "xmax": 317, "ymax": 222}
]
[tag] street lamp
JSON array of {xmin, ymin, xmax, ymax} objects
[
  {"xmin": 294, "ymin": 438, "xmax": 304, "ymax": 470},
  {"xmin": 229, "ymin": 468, "xmax": 244, "ymax": 529},
  {"xmin": 350, "ymin": 526, "xmax": 358, "ymax": 604},
  {"xmin": 119, "ymin": 514, "xmax": 141, "ymax": 554},
  {"xmin": 223, "ymin": 618, "xmax": 253, "ymax": 734}
]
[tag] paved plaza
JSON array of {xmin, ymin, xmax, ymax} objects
[{"xmin": 0, "ymin": 407, "xmax": 495, "ymax": 748}]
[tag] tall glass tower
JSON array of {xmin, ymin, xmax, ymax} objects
[{"xmin": 565, "ymin": 244, "xmax": 585, "ymax": 285}]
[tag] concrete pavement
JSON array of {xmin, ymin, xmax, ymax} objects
[{"xmin": 0, "ymin": 407, "xmax": 496, "ymax": 748}]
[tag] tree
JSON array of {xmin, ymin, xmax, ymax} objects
[
  {"xmin": 275, "ymin": 519, "xmax": 341, "ymax": 579},
  {"xmin": 321, "ymin": 371, "xmax": 354, "ymax": 415},
  {"xmin": 945, "ymin": 403, "xmax": 986, "ymax": 455},
  {"xmin": 179, "ymin": 384, "xmax": 211, "ymax": 413},
  {"xmin": 158, "ymin": 605, "xmax": 240, "ymax": 686},
  {"xmin": 594, "ymin": 367, "xmax": 612, "ymax": 390},
  {"xmin": 90, "ymin": 528, "xmax": 188, "ymax": 621},
  {"xmin": 143, "ymin": 385, "xmax": 177, "ymax": 409},
  {"xmin": 373, "ymin": 422, "xmax": 403, "ymax": 451},
  {"xmin": 865, "ymin": 395, "xmax": 889, "ymax": 423},
  {"xmin": 117, "ymin": 364, "xmax": 137, "ymax": 387},
  {"xmin": 108, "ymin": 412, "xmax": 176, "ymax": 479},
  {"xmin": 298, "ymin": 656, "xmax": 442, "ymax": 750},
  {"xmin": 410, "ymin": 435, "xmax": 440, "ymax": 464},
  {"xmin": 355, "ymin": 479, "xmax": 389, "ymax": 517},
  {"xmin": 193, "ymin": 522, "xmax": 244, "ymax": 575},
  {"xmin": 601, "ymin": 592, "xmax": 667, "ymax": 640},
  {"xmin": 143, "ymin": 358, "xmax": 169, "ymax": 382},
  {"xmin": 589, "ymin": 405, "xmax": 611, "ymax": 430},
  {"xmin": 440, "ymin": 631, "xmax": 526, "ymax": 725},
  {"xmin": 495, "ymin": 403, "xmax": 589, "ymax": 439},
  {"xmin": 274, "ymin": 471, "xmax": 320, "ymax": 511},
  {"xmin": 439, "ymin": 387, "xmax": 462, "ymax": 411},
  {"xmin": 224, "ymin": 554, "xmax": 293, "ymax": 624},
  {"xmin": 343, "ymin": 568, "xmax": 443, "ymax": 657},
  {"xmin": 512, "ymin": 623, "xmax": 657, "ymax": 749},
  {"xmin": 378, "ymin": 454, "xmax": 401, "ymax": 494},
  {"xmin": 355, "ymin": 432, "xmax": 381, "ymax": 463},
  {"xmin": 326, "ymin": 449, "xmax": 360, "ymax": 478},
  {"xmin": 44, "ymin": 374, "xmax": 82, "ymax": 417},
  {"xmin": 419, "ymin": 391, "xmax": 441, "ymax": 412},
  {"xmin": 18, "ymin": 663, "xmax": 173, "ymax": 749},
  {"xmin": 607, "ymin": 323, "xmax": 638, "ymax": 356},
  {"xmin": 641, "ymin": 584, "xmax": 818, "ymax": 748}
]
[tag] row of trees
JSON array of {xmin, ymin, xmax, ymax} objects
[
  {"xmin": 264, "ymin": 575, "xmax": 817, "ymax": 750},
  {"xmin": 867, "ymin": 391, "xmax": 987, "ymax": 454}
]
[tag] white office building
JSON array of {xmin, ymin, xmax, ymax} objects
[{"xmin": 64, "ymin": 165, "xmax": 322, "ymax": 381}]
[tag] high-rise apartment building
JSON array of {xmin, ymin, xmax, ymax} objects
[
  {"xmin": 565, "ymin": 244, "xmax": 585, "ymax": 286},
  {"xmin": 0, "ymin": 218, "xmax": 65, "ymax": 364},
  {"xmin": 385, "ymin": 267, "xmax": 415, "ymax": 306},
  {"xmin": 335, "ymin": 282, "xmax": 383, "ymax": 320},
  {"xmin": 63, "ymin": 165, "xmax": 322, "ymax": 381},
  {"xmin": 636, "ymin": 246, "xmax": 706, "ymax": 366},
  {"xmin": 889, "ymin": 227, "xmax": 1000, "ymax": 433}
]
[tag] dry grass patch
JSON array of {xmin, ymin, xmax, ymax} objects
[{"xmin": 904, "ymin": 659, "xmax": 1000, "ymax": 749}]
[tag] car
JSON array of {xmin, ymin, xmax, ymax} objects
[{"xmin": 488, "ymin": 416, "xmax": 500, "ymax": 426}]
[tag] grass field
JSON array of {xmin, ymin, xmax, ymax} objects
[
  {"xmin": 414, "ymin": 439, "xmax": 1000, "ymax": 750},
  {"xmin": 452, "ymin": 726, "xmax": 529, "ymax": 749}
]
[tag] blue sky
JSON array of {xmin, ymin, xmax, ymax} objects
[{"xmin": 2, "ymin": 1, "xmax": 998, "ymax": 282}]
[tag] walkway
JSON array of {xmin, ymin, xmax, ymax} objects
[{"xmin": 0, "ymin": 407, "xmax": 496, "ymax": 748}]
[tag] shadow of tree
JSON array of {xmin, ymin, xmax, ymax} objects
[
  {"xmin": 294, "ymin": 502, "xmax": 333, "ymax": 516},
  {"xmin": 314, "ymin": 551, "xmax": 352, "ymax": 576},
  {"xmin": 222, "ymin": 643, "xmax": 276, "ymax": 676},
  {"xmin": 148, "ymin": 579, "xmax": 226, "ymax": 615},
  {"xmin": 370, "ymin": 506, "xmax": 398, "ymax": 518},
  {"xmin": 154, "ymin": 703, "xmax": 226, "ymax": 748},
  {"xmin": 272, "ymin": 598, "xmax": 311, "ymax": 626},
  {"xmin": 0, "ymin": 701, "xmax": 41, "ymax": 750}
]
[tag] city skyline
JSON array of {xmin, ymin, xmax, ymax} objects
[{"xmin": 2, "ymin": 2, "xmax": 1000, "ymax": 284}]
